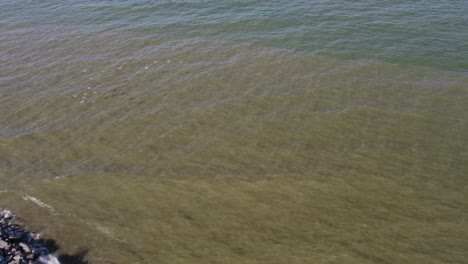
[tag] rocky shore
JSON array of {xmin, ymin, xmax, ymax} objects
[{"xmin": 0, "ymin": 210, "xmax": 60, "ymax": 264}]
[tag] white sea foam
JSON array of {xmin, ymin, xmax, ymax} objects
[
  {"xmin": 22, "ymin": 195, "xmax": 57, "ymax": 215},
  {"xmin": 38, "ymin": 254, "xmax": 61, "ymax": 264},
  {"xmin": 21, "ymin": 193, "xmax": 126, "ymax": 244},
  {"xmin": 95, "ymin": 224, "xmax": 112, "ymax": 235}
]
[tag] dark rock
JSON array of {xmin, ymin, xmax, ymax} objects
[
  {"xmin": 9, "ymin": 235, "xmax": 20, "ymax": 242},
  {"xmin": 20, "ymin": 233, "xmax": 33, "ymax": 244},
  {"xmin": 0, "ymin": 209, "xmax": 63, "ymax": 264},
  {"xmin": 32, "ymin": 248, "xmax": 43, "ymax": 256}
]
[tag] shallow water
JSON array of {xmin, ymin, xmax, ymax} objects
[{"xmin": 1, "ymin": 1, "xmax": 467, "ymax": 263}]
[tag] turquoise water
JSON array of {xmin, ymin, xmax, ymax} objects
[{"xmin": 1, "ymin": 1, "xmax": 467, "ymax": 263}]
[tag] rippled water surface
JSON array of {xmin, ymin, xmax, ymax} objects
[{"xmin": 1, "ymin": 1, "xmax": 467, "ymax": 263}]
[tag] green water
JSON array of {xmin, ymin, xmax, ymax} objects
[{"xmin": 1, "ymin": 0, "xmax": 467, "ymax": 263}]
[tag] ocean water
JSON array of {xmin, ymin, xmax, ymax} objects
[{"xmin": 1, "ymin": 0, "xmax": 467, "ymax": 263}]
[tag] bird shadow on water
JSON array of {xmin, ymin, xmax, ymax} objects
[{"xmin": 40, "ymin": 238, "xmax": 90, "ymax": 264}]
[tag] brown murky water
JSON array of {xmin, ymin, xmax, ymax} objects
[{"xmin": 1, "ymin": 1, "xmax": 467, "ymax": 263}]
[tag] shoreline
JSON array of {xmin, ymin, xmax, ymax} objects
[{"xmin": 0, "ymin": 209, "xmax": 60, "ymax": 264}]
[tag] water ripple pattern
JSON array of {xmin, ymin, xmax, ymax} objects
[{"xmin": 0, "ymin": 1, "xmax": 467, "ymax": 263}]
